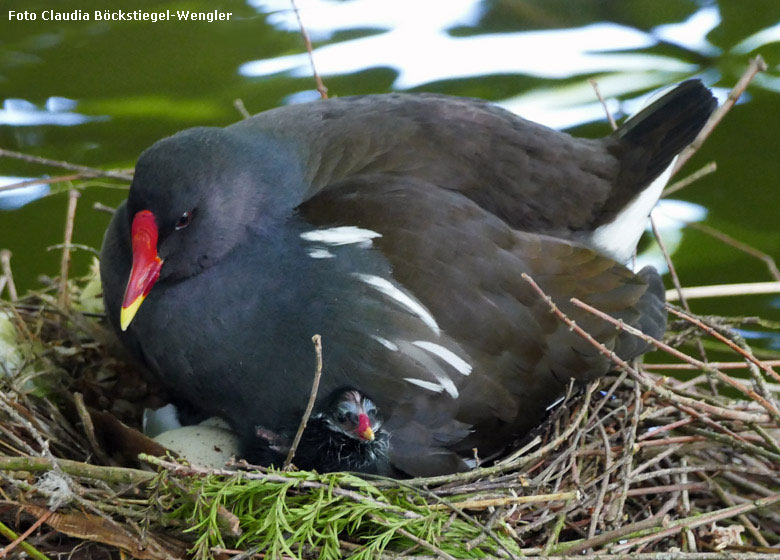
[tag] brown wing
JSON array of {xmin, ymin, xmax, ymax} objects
[
  {"xmin": 298, "ymin": 174, "xmax": 665, "ymax": 475},
  {"xmin": 233, "ymin": 83, "xmax": 713, "ymax": 241}
]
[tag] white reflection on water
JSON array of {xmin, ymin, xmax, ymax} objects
[
  {"xmin": 0, "ymin": 177, "xmax": 48, "ymax": 210},
  {"xmin": 243, "ymin": 0, "xmax": 698, "ymax": 93},
  {"xmin": 635, "ymin": 200, "xmax": 708, "ymax": 274},
  {"xmin": 253, "ymin": 0, "xmax": 482, "ymax": 39},
  {"xmin": 652, "ymin": 6, "xmax": 721, "ymax": 54},
  {"xmin": 732, "ymin": 21, "xmax": 780, "ymax": 54},
  {"xmin": 241, "ymin": 0, "xmax": 723, "ymax": 127},
  {"xmin": 503, "ymin": 79, "xmax": 733, "ymax": 131},
  {"xmin": 0, "ymin": 97, "xmax": 105, "ymax": 127}
]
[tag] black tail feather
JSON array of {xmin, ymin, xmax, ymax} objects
[{"xmin": 615, "ymin": 79, "xmax": 717, "ymax": 188}]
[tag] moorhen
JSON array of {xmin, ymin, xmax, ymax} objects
[
  {"xmin": 250, "ymin": 389, "xmax": 390, "ymax": 474},
  {"xmin": 101, "ymin": 80, "xmax": 716, "ymax": 476}
]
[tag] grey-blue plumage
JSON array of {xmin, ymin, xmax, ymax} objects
[{"xmin": 101, "ymin": 81, "xmax": 715, "ymax": 476}]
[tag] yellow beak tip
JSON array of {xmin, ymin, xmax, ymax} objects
[
  {"xmin": 120, "ymin": 296, "xmax": 145, "ymax": 331},
  {"xmin": 361, "ymin": 427, "xmax": 375, "ymax": 441}
]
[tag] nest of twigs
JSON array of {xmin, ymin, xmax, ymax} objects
[
  {"xmin": 1, "ymin": 56, "xmax": 779, "ymax": 560},
  {"xmin": 1, "ymin": 252, "xmax": 779, "ymax": 560}
]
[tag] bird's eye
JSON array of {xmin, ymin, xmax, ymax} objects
[
  {"xmin": 337, "ymin": 413, "xmax": 347, "ymax": 423},
  {"xmin": 346, "ymin": 412, "xmax": 358, "ymax": 425},
  {"xmin": 175, "ymin": 211, "xmax": 192, "ymax": 230}
]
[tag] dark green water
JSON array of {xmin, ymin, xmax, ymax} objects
[{"xmin": 1, "ymin": 0, "xmax": 779, "ymax": 352}]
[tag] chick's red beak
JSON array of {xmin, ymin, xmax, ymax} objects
[
  {"xmin": 357, "ymin": 412, "xmax": 375, "ymax": 441},
  {"xmin": 120, "ymin": 210, "xmax": 163, "ymax": 331}
]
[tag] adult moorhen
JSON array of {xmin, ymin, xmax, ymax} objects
[{"xmin": 101, "ymin": 80, "xmax": 716, "ymax": 476}]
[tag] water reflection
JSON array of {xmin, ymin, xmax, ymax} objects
[
  {"xmin": 636, "ymin": 200, "xmax": 708, "ymax": 274},
  {"xmin": 0, "ymin": 97, "xmax": 105, "ymax": 126},
  {"xmin": 243, "ymin": 0, "xmax": 698, "ymax": 105},
  {"xmin": 652, "ymin": 6, "xmax": 720, "ymax": 54},
  {"xmin": 501, "ymin": 80, "xmax": 732, "ymax": 131},
  {"xmin": 733, "ymin": 21, "xmax": 780, "ymax": 55},
  {"xmin": 0, "ymin": 176, "xmax": 47, "ymax": 210},
  {"xmin": 735, "ymin": 328, "xmax": 780, "ymax": 351}
]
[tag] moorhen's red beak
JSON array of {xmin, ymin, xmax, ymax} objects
[
  {"xmin": 120, "ymin": 210, "xmax": 163, "ymax": 331},
  {"xmin": 357, "ymin": 412, "xmax": 374, "ymax": 441}
]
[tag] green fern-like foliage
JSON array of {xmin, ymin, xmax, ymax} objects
[{"xmin": 152, "ymin": 467, "xmax": 519, "ymax": 559}]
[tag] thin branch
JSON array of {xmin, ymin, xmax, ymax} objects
[
  {"xmin": 0, "ymin": 173, "xmax": 86, "ymax": 193},
  {"xmin": 590, "ymin": 79, "xmax": 617, "ymax": 131},
  {"xmin": 645, "ymin": 360, "xmax": 780, "ymax": 371},
  {"xmin": 58, "ymin": 189, "xmax": 80, "ymax": 309},
  {"xmin": 46, "ymin": 243, "xmax": 100, "ymax": 257},
  {"xmin": 0, "ymin": 250, "xmax": 18, "ymax": 301},
  {"xmin": 588, "ymin": 422, "xmax": 612, "ymax": 538},
  {"xmin": 0, "ymin": 508, "xmax": 53, "ymax": 558},
  {"xmin": 0, "ymin": 520, "xmax": 49, "ymax": 560},
  {"xmin": 688, "ymin": 222, "xmax": 780, "ymax": 281},
  {"xmin": 666, "ymin": 281, "xmax": 780, "ymax": 301},
  {"xmin": 0, "ymin": 147, "xmax": 133, "ymax": 181},
  {"xmin": 666, "ymin": 305, "xmax": 780, "ymax": 384},
  {"xmin": 92, "ymin": 202, "xmax": 116, "ymax": 215},
  {"xmin": 391, "ymin": 523, "xmax": 457, "ymax": 560},
  {"xmin": 549, "ymin": 515, "xmax": 667, "ymax": 555},
  {"xmin": 290, "ymin": 0, "xmax": 328, "ymax": 99},
  {"xmin": 541, "ymin": 497, "xmax": 573, "ymax": 555},
  {"xmin": 672, "ymin": 56, "xmax": 766, "ymax": 175},
  {"xmin": 520, "ymin": 275, "xmax": 773, "ymax": 427},
  {"xmin": 73, "ymin": 392, "xmax": 113, "ymax": 466},
  {"xmin": 609, "ymin": 492, "xmax": 780, "ymax": 553},
  {"xmin": 650, "ymin": 217, "xmax": 711, "ymax": 386},
  {"xmin": 570, "ymin": 297, "xmax": 780, "ymax": 423},
  {"xmin": 428, "ymin": 491, "xmax": 578, "ymax": 511},
  {"xmin": 284, "ymin": 334, "xmax": 324, "ymax": 470},
  {"xmin": 662, "ymin": 161, "xmax": 717, "ymax": 197},
  {"xmin": 701, "ymin": 473, "xmax": 770, "ymax": 548},
  {"xmin": 233, "ymin": 98, "xmax": 251, "ymax": 119},
  {"xmin": 0, "ymin": 456, "xmax": 153, "ymax": 485}
]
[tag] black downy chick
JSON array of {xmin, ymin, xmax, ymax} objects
[{"xmin": 248, "ymin": 389, "xmax": 391, "ymax": 475}]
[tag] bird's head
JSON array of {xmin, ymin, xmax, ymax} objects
[
  {"xmin": 321, "ymin": 389, "xmax": 382, "ymax": 443},
  {"xmin": 118, "ymin": 126, "xmax": 300, "ymax": 331}
]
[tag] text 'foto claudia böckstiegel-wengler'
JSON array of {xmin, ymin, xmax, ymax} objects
[{"xmin": 6, "ymin": 10, "xmax": 233, "ymax": 23}]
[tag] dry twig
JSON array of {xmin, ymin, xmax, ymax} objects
[
  {"xmin": 0, "ymin": 250, "xmax": 17, "ymax": 301},
  {"xmin": 290, "ymin": 0, "xmax": 328, "ymax": 99},
  {"xmin": 58, "ymin": 189, "xmax": 80, "ymax": 309},
  {"xmin": 283, "ymin": 334, "xmax": 324, "ymax": 470}
]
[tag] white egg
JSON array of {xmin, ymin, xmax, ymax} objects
[{"xmin": 153, "ymin": 420, "xmax": 241, "ymax": 469}]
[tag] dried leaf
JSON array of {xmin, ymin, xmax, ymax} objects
[{"xmin": 19, "ymin": 504, "xmax": 187, "ymax": 560}]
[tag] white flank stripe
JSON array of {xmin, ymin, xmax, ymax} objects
[
  {"xmin": 307, "ymin": 248, "xmax": 335, "ymax": 259},
  {"xmin": 371, "ymin": 335, "xmax": 399, "ymax": 351},
  {"xmin": 301, "ymin": 226, "xmax": 382, "ymax": 246},
  {"xmin": 589, "ymin": 158, "xmax": 676, "ymax": 263},
  {"xmin": 412, "ymin": 341, "xmax": 472, "ymax": 375},
  {"xmin": 398, "ymin": 341, "xmax": 459, "ymax": 398},
  {"xmin": 353, "ymin": 274, "xmax": 441, "ymax": 334},
  {"xmin": 404, "ymin": 378, "xmax": 445, "ymax": 393}
]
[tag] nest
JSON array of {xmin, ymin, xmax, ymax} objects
[
  {"xmin": 1, "ymin": 57, "xmax": 778, "ymax": 559},
  {"xmin": 0, "ymin": 248, "xmax": 779, "ymax": 560}
]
